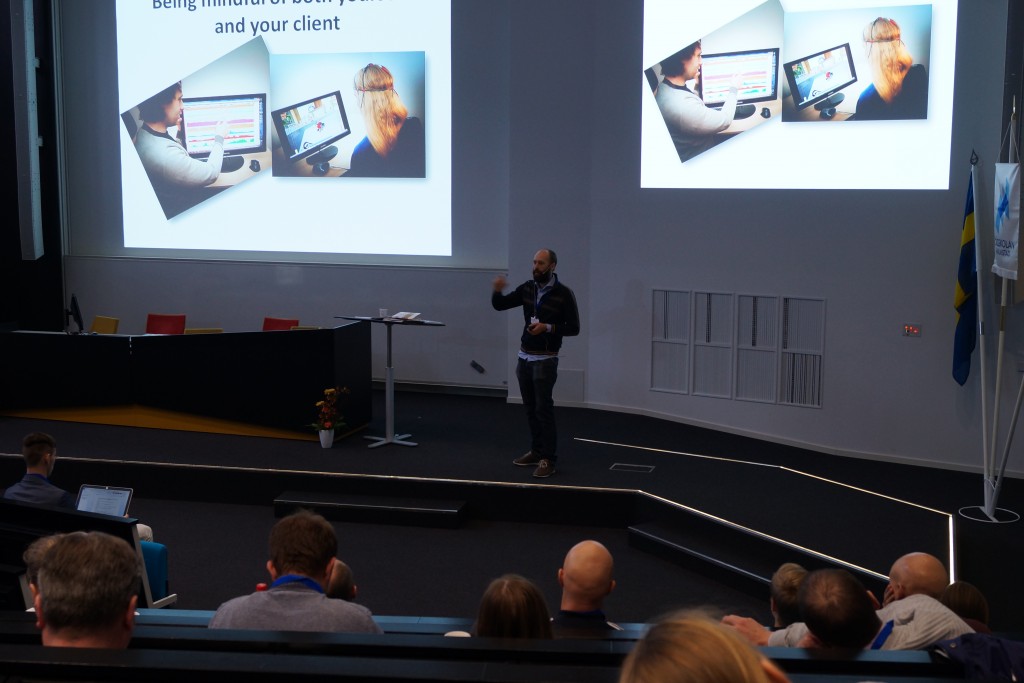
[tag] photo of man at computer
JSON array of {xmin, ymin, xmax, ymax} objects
[
  {"xmin": 646, "ymin": 0, "xmax": 783, "ymax": 164},
  {"xmin": 121, "ymin": 37, "xmax": 271, "ymax": 220}
]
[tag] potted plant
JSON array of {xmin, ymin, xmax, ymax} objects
[{"xmin": 312, "ymin": 387, "xmax": 347, "ymax": 448}]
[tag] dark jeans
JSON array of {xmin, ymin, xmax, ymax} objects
[{"xmin": 516, "ymin": 356, "xmax": 559, "ymax": 461}]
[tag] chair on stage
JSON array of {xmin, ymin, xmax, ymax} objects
[
  {"xmin": 184, "ymin": 327, "xmax": 223, "ymax": 334},
  {"xmin": 262, "ymin": 317, "xmax": 300, "ymax": 331},
  {"xmin": 146, "ymin": 313, "xmax": 187, "ymax": 335},
  {"xmin": 89, "ymin": 315, "xmax": 120, "ymax": 334}
]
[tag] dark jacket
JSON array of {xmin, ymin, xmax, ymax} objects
[{"xmin": 492, "ymin": 276, "xmax": 580, "ymax": 355}]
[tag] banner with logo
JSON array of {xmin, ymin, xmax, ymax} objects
[{"xmin": 993, "ymin": 163, "xmax": 1020, "ymax": 280}]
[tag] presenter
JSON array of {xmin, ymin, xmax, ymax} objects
[
  {"xmin": 492, "ymin": 249, "xmax": 580, "ymax": 478},
  {"xmin": 133, "ymin": 81, "xmax": 227, "ymax": 216},
  {"xmin": 346, "ymin": 63, "xmax": 425, "ymax": 178},
  {"xmin": 654, "ymin": 40, "xmax": 737, "ymax": 163},
  {"xmin": 855, "ymin": 17, "xmax": 928, "ymax": 121}
]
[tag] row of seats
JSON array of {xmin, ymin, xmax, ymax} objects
[{"xmin": 88, "ymin": 315, "xmax": 310, "ymax": 335}]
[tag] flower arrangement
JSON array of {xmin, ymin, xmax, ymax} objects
[{"xmin": 312, "ymin": 386, "xmax": 348, "ymax": 433}]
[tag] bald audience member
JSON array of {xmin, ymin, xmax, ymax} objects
[
  {"xmin": 884, "ymin": 551, "xmax": 949, "ymax": 605},
  {"xmin": 34, "ymin": 532, "xmax": 141, "ymax": 649},
  {"xmin": 552, "ymin": 540, "xmax": 622, "ymax": 638},
  {"xmin": 724, "ymin": 553, "xmax": 973, "ymax": 649}
]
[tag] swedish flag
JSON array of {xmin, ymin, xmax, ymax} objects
[{"xmin": 953, "ymin": 171, "xmax": 977, "ymax": 386}]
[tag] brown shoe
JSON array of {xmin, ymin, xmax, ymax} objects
[
  {"xmin": 533, "ymin": 459, "xmax": 555, "ymax": 478},
  {"xmin": 513, "ymin": 451, "xmax": 541, "ymax": 467}
]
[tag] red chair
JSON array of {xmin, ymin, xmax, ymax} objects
[
  {"xmin": 262, "ymin": 317, "xmax": 300, "ymax": 331},
  {"xmin": 146, "ymin": 313, "xmax": 187, "ymax": 335}
]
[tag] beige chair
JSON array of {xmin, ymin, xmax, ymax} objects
[
  {"xmin": 184, "ymin": 327, "xmax": 223, "ymax": 334},
  {"xmin": 89, "ymin": 316, "xmax": 120, "ymax": 334}
]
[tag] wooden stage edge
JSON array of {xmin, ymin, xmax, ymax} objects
[{"xmin": 0, "ymin": 405, "xmax": 346, "ymax": 441}]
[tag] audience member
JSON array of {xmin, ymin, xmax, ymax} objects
[
  {"xmin": 770, "ymin": 562, "xmax": 807, "ymax": 629},
  {"xmin": 724, "ymin": 555, "xmax": 973, "ymax": 650},
  {"xmin": 326, "ymin": 558, "xmax": 357, "ymax": 601},
  {"xmin": 883, "ymin": 551, "xmax": 948, "ymax": 605},
  {"xmin": 22, "ymin": 533, "xmax": 65, "ymax": 601},
  {"xmin": 475, "ymin": 574, "xmax": 553, "ymax": 639},
  {"xmin": 552, "ymin": 540, "xmax": 622, "ymax": 638},
  {"xmin": 4, "ymin": 433, "xmax": 75, "ymax": 508},
  {"xmin": 209, "ymin": 510, "xmax": 381, "ymax": 633},
  {"xmin": 33, "ymin": 531, "xmax": 141, "ymax": 649},
  {"xmin": 4, "ymin": 433, "xmax": 155, "ymax": 542},
  {"xmin": 619, "ymin": 612, "xmax": 791, "ymax": 683},
  {"xmin": 797, "ymin": 569, "xmax": 885, "ymax": 648},
  {"xmin": 940, "ymin": 581, "xmax": 991, "ymax": 634}
]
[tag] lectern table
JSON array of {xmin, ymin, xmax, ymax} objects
[{"xmin": 337, "ymin": 316, "xmax": 444, "ymax": 448}]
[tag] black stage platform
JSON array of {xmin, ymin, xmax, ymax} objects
[{"xmin": 1, "ymin": 390, "xmax": 1022, "ymax": 629}]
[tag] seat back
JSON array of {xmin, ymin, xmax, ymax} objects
[
  {"xmin": 146, "ymin": 313, "xmax": 187, "ymax": 335},
  {"xmin": 184, "ymin": 327, "xmax": 224, "ymax": 335},
  {"xmin": 89, "ymin": 315, "xmax": 120, "ymax": 334},
  {"xmin": 262, "ymin": 317, "xmax": 300, "ymax": 331},
  {"xmin": 139, "ymin": 541, "xmax": 170, "ymax": 601}
]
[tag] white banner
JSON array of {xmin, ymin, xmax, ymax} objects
[{"xmin": 993, "ymin": 163, "xmax": 1020, "ymax": 280}]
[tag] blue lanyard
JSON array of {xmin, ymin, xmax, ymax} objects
[
  {"xmin": 870, "ymin": 620, "xmax": 895, "ymax": 649},
  {"xmin": 270, "ymin": 574, "xmax": 324, "ymax": 593}
]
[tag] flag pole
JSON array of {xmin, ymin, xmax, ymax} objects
[
  {"xmin": 970, "ymin": 157, "xmax": 992, "ymax": 513},
  {"xmin": 987, "ymin": 99, "xmax": 1020, "ymax": 519}
]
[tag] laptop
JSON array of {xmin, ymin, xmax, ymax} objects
[{"xmin": 76, "ymin": 484, "xmax": 133, "ymax": 517}]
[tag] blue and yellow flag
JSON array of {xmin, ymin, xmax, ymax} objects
[{"xmin": 953, "ymin": 171, "xmax": 977, "ymax": 386}]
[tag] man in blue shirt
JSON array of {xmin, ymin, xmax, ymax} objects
[{"xmin": 3, "ymin": 433, "xmax": 75, "ymax": 509}]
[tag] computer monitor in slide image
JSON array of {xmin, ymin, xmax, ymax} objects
[
  {"xmin": 699, "ymin": 47, "xmax": 780, "ymax": 107},
  {"xmin": 180, "ymin": 93, "xmax": 267, "ymax": 158},
  {"xmin": 782, "ymin": 43, "xmax": 858, "ymax": 111},
  {"xmin": 271, "ymin": 91, "xmax": 352, "ymax": 166}
]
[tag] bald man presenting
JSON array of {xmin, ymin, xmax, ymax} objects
[{"xmin": 552, "ymin": 540, "xmax": 622, "ymax": 638}]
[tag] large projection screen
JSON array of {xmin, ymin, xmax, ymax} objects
[{"xmin": 641, "ymin": 0, "xmax": 956, "ymax": 190}]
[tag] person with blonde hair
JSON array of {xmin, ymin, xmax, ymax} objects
[
  {"xmin": 855, "ymin": 17, "xmax": 928, "ymax": 120},
  {"xmin": 620, "ymin": 612, "xmax": 791, "ymax": 683},
  {"xmin": 347, "ymin": 63, "xmax": 425, "ymax": 178}
]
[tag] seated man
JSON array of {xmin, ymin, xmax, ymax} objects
[
  {"xmin": 210, "ymin": 510, "xmax": 381, "ymax": 633},
  {"xmin": 551, "ymin": 540, "xmax": 622, "ymax": 638},
  {"xmin": 4, "ymin": 432, "xmax": 154, "ymax": 542},
  {"xmin": 724, "ymin": 558, "xmax": 973, "ymax": 650},
  {"xmin": 4, "ymin": 433, "xmax": 75, "ymax": 508},
  {"xmin": 34, "ymin": 531, "xmax": 141, "ymax": 648}
]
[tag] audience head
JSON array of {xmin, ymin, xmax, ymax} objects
[
  {"xmin": 798, "ymin": 569, "xmax": 881, "ymax": 649},
  {"xmin": 267, "ymin": 510, "xmax": 337, "ymax": 586},
  {"xmin": 770, "ymin": 562, "xmax": 808, "ymax": 628},
  {"xmin": 886, "ymin": 552, "xmax": 949, "ymax": 604},
  {"xmin": 137, "ymin": 81, "xmax": 183, "ymax": 125},
  {"xmin": 23, "ymin": 533, "xmax": 65, "ymax": 596},
  {"xmin": 619, "ymin": 612, "xmax": 790, "ymax": 683},
  {"xmin": 22, "ymin": 432, "xmax": 57, "ymax": 475},
  {"xmin": 475, "ymin": 574, "xmax": 553, "ymax": 639},
  {"xmin": 34, "ymin": 531, "xmax": 141, "ymax": 649},
  {"xmin": 862, "ymin": 17, "xmax": 914, "ymax": 102},
  {"xmin": 940, "ymin": 581, "xmax": 990, "ymax": 627},
  {"xmin": 559, "ymin": 540, "xmax": 615, "ymax": 611},
  {"xmin": 353, "ymin": 63, "xmax": 408, "ymax": 158},
  {"xmin": 326, "ymin": 558, "xmax": 357, "ymax": 601},
  {"xmin": 660, "ymin": 40, "xmax": 702, "ymax": 80}
]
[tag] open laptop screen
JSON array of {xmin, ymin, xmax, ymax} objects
[{"xmin": 76, "ymin": 485, "xmax": 133, "ymax": 517}]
